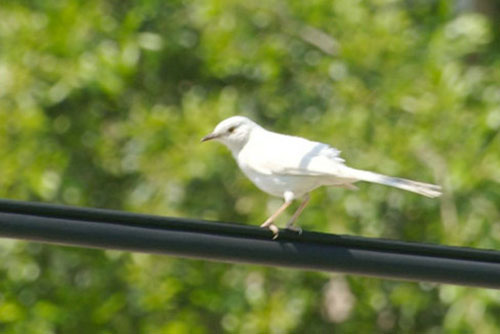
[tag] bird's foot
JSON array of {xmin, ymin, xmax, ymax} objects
[
  {"xmin": 261, "ymin": 221, "xmax": 279, "ymax": 239},
  {"xmin": 285, "ymin": 224, "xmax": 302, "ymax": 235}
]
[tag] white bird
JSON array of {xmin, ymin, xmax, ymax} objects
[{"xmin": 202, "ymin": 116, "xmax": 441, "ymax": 238}]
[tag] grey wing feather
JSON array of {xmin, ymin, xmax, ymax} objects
[{"xmin": 267, "ymin": 136, "xmax": 347, "ymax": 177}]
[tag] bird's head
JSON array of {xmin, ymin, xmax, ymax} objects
[{"xmin": 201, "ymin": 116, "xmax": 259, "ymax": 153}]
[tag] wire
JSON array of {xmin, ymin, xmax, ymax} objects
[{"xmin": 0, "ymin": 198, "xmax": 499, "ymax": 288}]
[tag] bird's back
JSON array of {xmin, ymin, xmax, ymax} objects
[{"xmin": 238, "ymin": 128, "xmax": 348, "ymax": 177}]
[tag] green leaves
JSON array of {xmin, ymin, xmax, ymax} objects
[{"xmin": 1, "ymin": 0, "xmax": 500, "ymax": 333}]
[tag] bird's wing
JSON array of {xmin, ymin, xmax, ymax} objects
[{"xmin": 244, "ymin": 131, "xmax": 349, "ymax": 177}]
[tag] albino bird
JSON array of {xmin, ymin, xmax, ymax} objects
[{"xmin": 202, "ymin": 116, "xmax": 441, "ymax": 238}]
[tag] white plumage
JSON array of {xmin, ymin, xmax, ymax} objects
[{"xmin": 202, "ymin": 116, "xmax": 441, "ymax": 238}]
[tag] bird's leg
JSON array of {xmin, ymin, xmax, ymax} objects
[
  {"xmin": 285, "ymin": 193, "xmax": 310, "ymax": 233},
  {"xmin": 261, "ymin": 200, "xmax": 292, "ymax": 239},
  {"xmin": 261, "ymin": 201, "xmax": 292, "ymax": 227}
]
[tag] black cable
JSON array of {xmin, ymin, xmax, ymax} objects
[{"xmin": 0, "ymin": 198, "xmax": 499, "ymax": 288}]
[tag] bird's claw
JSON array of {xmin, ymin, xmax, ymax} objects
[
  {"xmin": 261, "ymin": 221, "xmax": 279, "ymax": 239},
  {"xmin": 285, "ymin": 225, "xmax": 302, "ymax": 235}
]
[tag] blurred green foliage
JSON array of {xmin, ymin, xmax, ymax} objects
[{"xmin": 1, "ymin": 0, "xmax": 500, "ymax": 333}]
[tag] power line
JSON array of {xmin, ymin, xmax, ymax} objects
[{"xmin": 0, "ymin": 198, "xmax": 499, "ymax": 288}]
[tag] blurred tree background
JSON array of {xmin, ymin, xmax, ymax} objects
[{"xmin": 1, "ymin": 0, "xmax": 500, "ymax": 332}]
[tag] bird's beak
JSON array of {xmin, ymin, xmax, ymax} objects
[{"xmin": 201, "ymin": 133, "xmax": 218, "ymax": 142}]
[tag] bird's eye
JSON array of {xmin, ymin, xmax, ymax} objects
[{"xmin": 228, "ymin": 126, "xmax": 236, "ymax": 133}]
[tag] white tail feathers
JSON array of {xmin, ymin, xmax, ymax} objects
[{"xmin": 348, "ymin": 168, "xmax": 442, "ymax": 198}]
